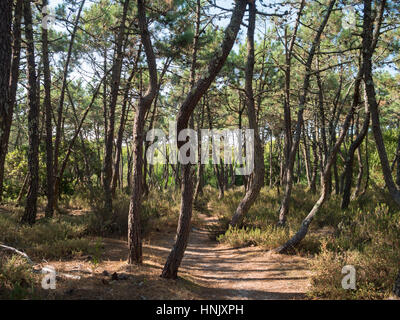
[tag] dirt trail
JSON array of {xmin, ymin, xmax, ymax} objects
[
  {"xmin": 170, "ymin": 214, "xmax": 311, "ymax": 299},
  {"xmin": 46, "ymin": 213, "xmax": 312, "ymax": 300}
]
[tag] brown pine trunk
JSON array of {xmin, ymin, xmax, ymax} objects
[
  {"xmin": 362, "ymin": 0, "xmax": 400, "ymax": 206},
  {"xmin": 281, "ymin": 0, "xmax": 305, "ymax": 191},
  {"xmin": 128, "ymin": 0, "xmax": 158, "ymax": 264},
  {"xmin": 0, "ymin": 0, "xmax": 14, "ymax": 203},
  {"xmin": 21, "ymin": 0, "xmax": 39, "ymax": 225},
  {"xmin": 161, "ymin": 0, "xmax": 247, "ymax": 279},
  {"xmin": 269, "ymin": 131, "xmax": 273, "ymax": 188},
  {"xmin": 310, "ymin": 129, "xmax": 318, "ymax": 194},
  {"xmin": 230, "ymin": 0, "xmax": 264, "ymax": 227},
  {"xmin": 42, "ymin": 0, "xmax": 54, "ymax": 218}
]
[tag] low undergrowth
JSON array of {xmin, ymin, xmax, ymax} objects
[
  {"xmin": 0, "ymin": 254, "xmax": 39, "ymax": 299},
  {"xmin": 0, "ymin": 207, "xmax": 96, "ymax": 260},
  {"xmin": 308, "ymin": 203, "xmax": 400, "ymax": 299},
  {"xmin": 206, "ymin": 185, "xmax": 400, "ymax": 299}
]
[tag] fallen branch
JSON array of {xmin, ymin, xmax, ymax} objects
[
  {"xmin": 0, "ymin": 243, "xmax": 81, "ymax": 279},
  {"xmin": 0, "ymin": 244, "xmax": 34, "ymax": 265}
]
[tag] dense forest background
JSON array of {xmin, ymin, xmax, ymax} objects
[{"xmin": 1, "ymin": 0, "xmax": 400, "ymax": 300}]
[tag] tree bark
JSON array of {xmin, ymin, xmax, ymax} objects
[
  {"xmin": 0, "ymin": 0, "xmax": 14, "ymax": 203},
  {"xmin": 230, "ymin": 0, "xmax": 264, "ymax": 227},
  {"xmin": 161, "ymin": 0, "xmax": 247, "ymax": 279},
  {"xmin": 42, "ymin": 0, "xmax": 54, "ymax": 218},
  {"xmin": 128, "ymin": 0, "xmax": 158, "ymax": 264},
  {"xmin": 20, "ymin": 0, "xmax": 40, "ymax": 225},
  {"xmin": 362, "ymin": 0, "xmax": 400, "ymax": 206}
]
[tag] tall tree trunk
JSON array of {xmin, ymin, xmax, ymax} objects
[
  {"xmin": 362, "ymin": 0, "xmax": 400, "ymax": 206},
  {"xmin": 21, "ymin": 0, "xmax": 39, "ymax": 225},
  {"xmin": 310, "ymin": 123, "xmax": 318, "ymax": 194},
  {"xmin": 142, "ymin": 58, "xmax": 171, "ymax": 197},
  {"xmin": 230, "ymin": 0, "xmax": 264, "ymax": 227},
  {"xmin": 128, "ymin": 0, "xmax": 158, "ymax": 264},
  {"xmin": 0, "ymin": 0, "xmax": 12, "ymax": 200},
  {"xmin": 0, "ymin": 0, "xmax": 22, "ymax": 203},
  {"xmin": 161, "ymin": 0, "xmax": 247, "ymax": 279},
  {"xmin": 42, "ymin": 0, "xmax": 54, "ymax": 218}
]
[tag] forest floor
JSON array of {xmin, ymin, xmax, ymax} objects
[{"xmin": 39, "ymin": 211, "xmax": 312, "ymax": 300}]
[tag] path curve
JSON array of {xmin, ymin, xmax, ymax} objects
[{"xmin": 147, "ymin": 213, "xmax": 312, "ymax": 300}]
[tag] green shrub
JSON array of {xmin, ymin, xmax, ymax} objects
[
  {"xmin": 309, "ymin": 204, "xmax": 400, "ymax": 299},
  {"xmin": 217, "ymin": 225, "xmax": 321, "ymax": 254},
  {"xmin": 87, "ymin": 189, "xmax": 184, "ymax": 237},
  {"xmin": 0, "ymin": 208, "xmax": 95, "ymax": 260},
  {"xmin": 0, "ymin": 254, "xmax": 37, "ymax": 299}
]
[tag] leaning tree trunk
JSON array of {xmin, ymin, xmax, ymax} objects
[
  {"xmin": 276, "ymin": 85, "xmax": 357, "ymax": 253},
  {"xmin": 0, "ymin": 0, "xmax": 13, "ymax": 203},
  {"xmin": 161, "ymin": 0, "xmax": 247, "ymax": 279},
  {"xmin": 230, "ymin": 0, "xmax": 264, "ymax": 227},
  {"xmin": 21, "ymin": 0, "xmax": 40, "ymax": 225}
]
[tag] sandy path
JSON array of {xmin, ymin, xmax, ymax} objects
[
  {"xmin": 145, "ymin": 214, "xmax": 312, "ymax": 300},
  {"xmin": 42, "ymin": 213, "xmax": 312, "ymax": 300}
]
